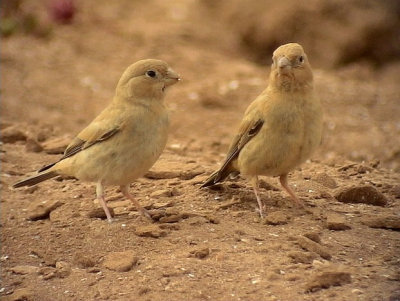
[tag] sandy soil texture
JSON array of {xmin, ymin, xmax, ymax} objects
[{"xmin": 1, "ymin": 1, "xmax": 400, "ymax": 300}]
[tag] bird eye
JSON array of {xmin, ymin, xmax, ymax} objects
[
  {"xmin": 299, "ymin": 56, "xmax": 304, "ymax": 63},
  {"xmin": 146, "ymin": 70, "xmax": 156, "ymax": 78}
]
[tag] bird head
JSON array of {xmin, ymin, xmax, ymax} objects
[
  {"xmin": 116, "ymin": 59, "xmax": 180, "ymax": 101},
  {"xmin": 269, "ymin": 43, "xmax": 313, "ymax": 92}
]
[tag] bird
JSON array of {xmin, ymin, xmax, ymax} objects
[
  {"xmin": 13, "ymin": 59, "xmax": 180, "ymax": 223},
  {"xmin": 201, "ymin": 43, "xmax": 323, "ymax": 217}
]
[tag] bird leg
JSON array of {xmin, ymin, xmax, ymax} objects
[
  {"xmin": 251, "ymin": 176, "xmax": 265, "ymax": 218},
  {"xmin": 279, "ymin": 174, "xmax": 304, "ymax": 207},
  {"xmin": 120, "ymin": 185, "xmax": 152, "ymax": 220},
  {"xmin": 96, "ymin": 181, "xmax": 113, "ymax": 223}
]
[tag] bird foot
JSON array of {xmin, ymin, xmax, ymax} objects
[
  {"xmin": 140, "ymin": 208, "xmax": 154, "ymax": 221},
  {"xmin": 256, "ymin": 205, "xmax": 266, "ymax": 218}
]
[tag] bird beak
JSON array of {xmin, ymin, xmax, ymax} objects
[
  {"xmin": 164, "ymin": 68, "xmax": 180, "ymax": 87},
  {"xmin": 278, "ymin": 56, "xmax": 291, "ymax": 70}
]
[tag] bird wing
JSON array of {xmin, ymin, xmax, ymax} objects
[
  {"xmin": 38, "ymin": 111, "xmax": 123, "ymax": 173},
  {"xmin": 214, "ymin": 117, "xmax": 264, "ymax": 182}
]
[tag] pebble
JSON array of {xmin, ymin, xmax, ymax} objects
[
  {"xmin": 189, "ymin": 247, "xmax": 210, "ymax": 259},
  {"xmin": 5, "ymin": 287, "xmax": 33, "ymax": 301},
  {"xmin": 102, "ymin": 250, "xmax": 138, "ymax": 272},
  {"xmin": 335, "ymin": 185, "xmax": 388, "ymax": 206},
  {"xmin": 325, "ymin": 213, "xmax": 351, "ymax": 230},
  {"xmin": 1, "ymin": 126, "xmax": 27, "ymax": 143},
  {"xmin": 361, "ymin": 215, "xmax": 400, "ymax": 230},
  {"xmin": 263, "ymin": 211, "xmax": 289, "ymax": 225},
  {"xmin": 305, "ymin": 270, "xmax": 351, "ymax": 292},
  {"xmin": 313, "ymin": 172, "xmax": 338, "ymax": 189},
  {"xmin": 27, "ymin": 199, "xmax": 64, "ymax": 220},
  {"xmin": 134, "ymin": 225, "xmax": 167, "ymax": 238},
  {"xmin": 87, "ymin": 207, "xmax": 115, "ymax": 220},
  {"xmin": 303, "ymin": 232, "xmax": 321, "ymax": 244},
  {"xmin": 9, "ymin": 265, "xmax": 39, "ymax": 275},
  {"xmin": 288, "ymin": 251, "xmax": 317, "ymax": 264},
  {"xmin": 42, "ymin": 135, "xmax": 72, "ymax": 154},
  {"xmin": 297, "ymin": 236, "xmax": 332, "ymax": 260},
  {"xmin": 25, "ymin": 138, "xmax": 43, "ymax": 153},
  {"xmin": 73, "ymin": 253, "xmax": 96, "ymax": 268},
  {"xmin": 55, "ymin": 261, "xmax": 71, "ymax": 278}
]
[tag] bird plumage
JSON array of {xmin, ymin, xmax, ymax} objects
[
  {"xmin": 202, "ymin": 43, "xmax": 323, "ymax": 217},
  {"xmin": 13, "ymin": 59, "xmax": 180, "ymax": 222}
]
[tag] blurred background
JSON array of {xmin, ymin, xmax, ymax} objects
[{"xmin": 2, "ymin": 0, "xmax": 400, "ymax": 170}]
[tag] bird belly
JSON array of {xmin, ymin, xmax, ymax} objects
[{"xmin": 238, "ymin": 117, "xmax": 320, "ymax": 177}]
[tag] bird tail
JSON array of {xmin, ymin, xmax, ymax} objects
[
  {"xmin": 13, "ymin": 171, "xmax": 58, "ymax": 188},
  {"xmin": 201, "ymin": 168, "xmax": 237, "ymax": 188}
]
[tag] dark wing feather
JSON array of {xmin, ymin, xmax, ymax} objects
[
  {"xmin": 202, "ymin": 119, "xmax": 263, "ymax": 187},
  {"xmin": 38, "ymin": 127, "xmax": 120, "ymax": 172},
  {"xmin": 214, "ymin": 119, "xmax": 263, "ymax": 182}
]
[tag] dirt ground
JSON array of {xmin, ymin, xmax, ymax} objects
[{"xmin": 1, "ymin": 1, "xmax": 400, "ymax": 300}]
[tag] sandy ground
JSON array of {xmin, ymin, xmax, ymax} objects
[{"xmin": 1, "ymin": 1, "xmax": 400, "ymax": 300}]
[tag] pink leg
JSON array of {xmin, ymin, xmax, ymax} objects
[
  {"xmin": 279, "ymin": 174, "xmax": 304, "ymax": 207},
  {"xmin": 96, "ymin": 182, "xmax": 113, "ymax": 223},
  {"xmin": 251, "ymin": 176, "xmax": 265, "ymax": 218},
  {"xmin": 120, "ymin": 185, "xmax": 152, "ymax": 220}
]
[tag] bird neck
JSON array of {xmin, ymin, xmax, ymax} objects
[
  {"xmin": 268, "ymin": 68, "xmax": 313, "ymax": 94},
  {"xmin": 113, "ymin": 95, "xmax": 165, "ymax": 110}
]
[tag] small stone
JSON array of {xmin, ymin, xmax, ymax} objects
[
  {"xmin": 390, "ymin": 185, "xmax": 400, "ymax": 199},
  {"xmin": 152, "ymin": 201, "xmax": 175, "ymax": 209},
  {"xmin": 1, "ymin": 126, "xmax": 27, "ymax": 143},
  {"xmin": 297, "ymin": 236, "xmax": 331, "ymax": 260},
  {"xmin": 107, "ymin": 200, "xmax": 131, "ymax": 208},
  {"xmin": 9, "ymin": 265, "xmax": 39, "ymax": 275},
  {"xmin": 361, "ymin": 215, "xmax": 400, "ymax": 230},
  {"xmin": 288, "ymin": 251, "xmax": 317, "ymax": 264},
  {"xmin": 189, "ymin": 248, "xmax": 210, "ymax": 259},
  {"xmin": 178, "ymin": 167, "xmax": 205, "ymax": 180},
  {"xmin": 264, "ymin": 211, "xmax": 289, "ymax": 225},
  {"xmin": 102, "ymin": 250, "xmax": 138, "ymax": 272},
  {"xmin": 87, "ymin": 267, "xmax": 101, "ymax": 273},
  {"xmin": 55, "ymin": 261, "xmax": 71, "ymax": 278},
  {"xmin": 25, "ymin": 138, "xmax": 43, "ymax": 153},
  {"xmin": 73, "ymin": 253, "xmax": 96, "ymax": 268},
  {"xmin": 305, "ymin": 271, "xmax": 351, "ymax": 292},
  {"xmin": 138, "ymin": 287, "xmax": 150, "ymax": 296},
  {"xmin": 325, "ymin": 213, "xmax": 351, "ymax": 231},
  {"xmin": 335, "ymin": 186, "xmax": 388, "ymax": 206},
  {"xmin": 352, "ymin": 289, "xmax": 363, "ymax": 295},
  {"xmin": 159, "ymin": 214, "xmax": 182, "ymax": 223},
  {"xmin": 150, "ymin": 189, "xmax": 172, "ymax": 198},
  {"xmin": 313, "ymin": 173, "xmax": 337, "ymax": 189},
  {"xmin": 303, "ymin": 232, "xmax": 321, "ymax": 244},
  {"xmin": 135, "ymin": 225, "xmax": 167, "ymax": 238},
  {"xmin": 6, "ymin": 287, "xmax": 34, "ymax": 301},
  {"xmin": 42, "ymin": 135, "xmax": 72, "ymax": 154},
  {"xmin": 87, "ymin": 207, "xmax": 114, "ymax": 220},
  {"xmin": 23, "ymin": 186, "xmax": 39, "ymax": 194},
  {"xmin": 39, "ymin": 267, "xmax": 57, "ymax": 280},
  {"xmin": 145, "ymin": 170, "xmax": 180, "ymax": 179},
  {"xmin": 27, "ymin": 199, "xmax": 64, "ymax": 220}
]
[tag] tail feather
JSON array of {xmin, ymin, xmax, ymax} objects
[
  {"xmin": 13, "ymin": 171, "xmax": 58, "ymax": 188},
  {"xmin": 201, "ymin": 167, "xmax": 236, "ymax": 188}
]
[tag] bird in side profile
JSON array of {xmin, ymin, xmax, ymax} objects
[
  {"xmin": 13, "ymin": 59, "xmax": 180, "ymax": 223},
  {"xmin": 202, "ymin": 43, "xmax": 323, "ymax": 217}
]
